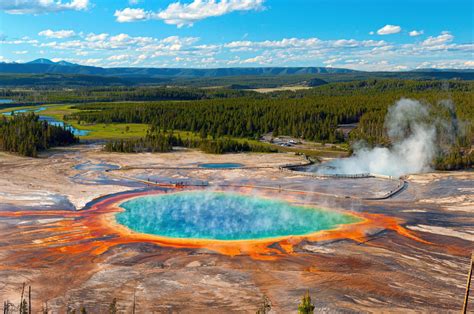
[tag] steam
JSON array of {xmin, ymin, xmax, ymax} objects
[{"xmin": 317, "ymin": 98, "xmax": 439, "ymax": 178}]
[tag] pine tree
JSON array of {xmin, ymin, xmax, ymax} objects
[
  {"xmin": 256, "ymin": 295, "xmax": 271, "ymax": 314},
  {"xmin": 297, "ymin": 291, "xmax": 315, "ymax": 314},
  {"xmin": 20, "ymin": 299, "xmax": 28, "ymax": 314},
  {"xmin": 109, "ymin": 298, "xmax": 117, "ymax": 314}
]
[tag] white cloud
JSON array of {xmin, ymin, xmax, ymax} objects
[
  {"xmin": 323, "ymin": 57, "xmax": 342, "ymax": 65},
  {"xmin": 225, "ymin": 37, "xmax": 385, "ymax": 50},
  {"xmin": 107, "ymin": 54, "xmax": 130, "ymax": 61},
  {"xmin": 416, "ymin": 59, "xmax": 474, "ymax": 69},
  {"xmin": 115, "ymin": 0, "xmax": 265, "ymax": 27},
  {"xmin": 35, "ymin": 32, "xmax": 201, "ymax": 62},
  {"xmin": 332, "ymin": 39, "xmax": 385, "ymax": 48},
  {"xmin": 0, "ymin": 0, "xmax": 89, "ymax": 14},
  {"xmin": 422, "ymin": 31, "xmax": 454, "ymax": 46},
  {"xmin": 129, "ymin": 0, "xmax": 140, "ymax": 4},
  {"xmin": 157, "ymin": 0, "xmax": 265, "ymax": 27},
  {"xmin": 13, "ymin": 50, "xmax": 28, "ymax": 55},
  {"xmin": 376, "ymin": 24, "xmax": 401, "ymax": 35},
  {"xmin": 464, "ymin": 60, "xmax": 474, "ymax": 67},
  {"xmin": 39, "ymin": 29, "xmax": 76, "ymax": 39},
  {"xmin": 409, "ymin": 30, "xmax": 424, "ymax": 37},
  {"xmin": 6, "ymin": 29, "xmax": 472, "ymax": 70},
  {"xmin": 226, "ymin": 37, "xmax": 321, "ymax": 49},
  {"xmin": 0, "ymin": 38, "xmax": 39, "ymax": 45},
  {"xmin": 242, "ymin": 55, "xmax": 267, "ymax": 64},
  {"xmin": 114, "ymin": 8, "xmax": 151, "ymax": 22},
  {"xmin": 80, "ymin": 58, "xmax": 102, "ymax": 65},
  {"xmin": 85, "ymin": 33, "xmax": 109, "ymax": 42}
]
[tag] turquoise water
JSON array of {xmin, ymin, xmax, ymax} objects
[
  {"xmin": 199, "ymin": 163, "xmax": 243, "ymax": 169},
  {"xmin": 116, "ymin": 192, "xmax": 360, "ymax": 240}
]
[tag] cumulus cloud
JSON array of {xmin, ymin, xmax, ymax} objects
[
  {"xmin": 422, "ymin": 31, "xmax": 454, "ymax": 46},
  {"xmin": 464, "ymin": 60, "xmax": 474, "ymax": 67},
  {"xmin": 376, "ymin": 24, "xmax": 401, "ymax": 35},
  {"xmin": 0, "ymin": 0, "xmax": 89, "ymax": 14},
  {"xmin": 225, "ymin": 37, "xmax": 321, "ymax": 49},
  {"xmin": 39, "ymin": 29, "xmax": 76, "ymax": 39},
  {"xmin": 416, "ymin": 59, "xmax": 474, "ymax": 69},
  {"xmin": 35, "ymin": 32, "xmax": 202, "ymax": 64},
  {"xmin": 115, "ymin": 0, "xmax": 265, "ymax": 27},
  {"xmin": 107, "ymin": 54, "xmax": 130, "ymax": 61},
  {"xmin": 85, "ymin": 33, "xmax": 108, "ymax": 42},
  {"xmin": 225, "ymin": 37, "xmax": 386, "ymax": 50},
  {"xmin": 242, "ymin": 55, "xmax": 268, "ymax": 64},
  {"xmin": 6, "ymin": 28, "xmax": 473, "ymax": 70},
  {"xmin": 157, "ymin": 0, "xmax": 265, "ymax": 27},
  {"xmin": 409, "ymin": 30, "xmax": 424, "ymax": 37},
  {"xmin": 114, "ymin": 8, "xmax": 151, "ymax": 22}
]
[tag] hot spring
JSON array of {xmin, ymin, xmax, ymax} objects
[{"xmin": 115, "ymin": 191, "xmax": 361, "ymax": 241}]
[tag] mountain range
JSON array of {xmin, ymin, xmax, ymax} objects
[
  {"xmin": 2, "ymin": 59, "xmax": 357, "ymax": 78},
  {"xmin": 0, "ymin": 59, "xmax": 472, "ymax": 87}
]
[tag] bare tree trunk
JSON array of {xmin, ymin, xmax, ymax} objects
[
  {"xmin": 28, "ymin": 286, "xmax": 31, "ymax": 314},
  {"xmin": 20, "ymin": 283, "xmax": 25, "ymax": 313},
  {"xmin": 463, "ymin": 253, "xmax": 473, "ymax": 314},
  {"xmin": 132, "ymin": 290, "xmax": 136, "ymax": 314}
]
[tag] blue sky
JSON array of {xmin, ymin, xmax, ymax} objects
[{"xmin": 0, "ymin": 0, "xmax": 472, "ymax": 70}]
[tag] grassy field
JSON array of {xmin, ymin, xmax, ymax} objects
[
  {"xmin": 0, "ymin": 104, "xmax": 149, "ymax": 140},
  {"xmin": 71, "ymin": 122, "xmax": 149, "ymax": 140},
  {"xmin": 41, "ymin": 104, "xmax": 79, "ymax": 120},
  {"xmin": 250, "ymin": 85, "xmax": 312, "ymax": 93}
]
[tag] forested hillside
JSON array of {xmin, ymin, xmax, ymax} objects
[{"xmin": 0, "ymin": 86, "xmax": 259, "ymax": 104}]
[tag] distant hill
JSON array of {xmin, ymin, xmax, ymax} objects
[
  {"xmin": 0, "ymin": 59, "xmax": 472, "ymax": 87},
  {"xmin": 410, "ymin": 68, "xmax": 474, "ymax": 73},
  {"xmin": 0, "ymin": 59, "xmax": 356, "ymax": 78},
  {"xmin": 26, "ymin": 58, "xmax": 56, "ymax": 65},
  {"xmin": 26, "ymin": 58, "xmax": 77, "ymax": 66}
]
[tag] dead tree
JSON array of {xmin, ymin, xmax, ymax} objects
[{"xmin": 463, "ymin": 253, "xmax": 473, "ymax": 314}]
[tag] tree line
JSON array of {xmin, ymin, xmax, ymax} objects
[
  {"xmin": 104, "ymin": 128, "xmax": 276, "ymax": 154},
  {"xmin": 0, "ymin": 86, "xmax": 259, "ymax": 104}
]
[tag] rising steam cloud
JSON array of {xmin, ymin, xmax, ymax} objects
[{"xmin": 317, "ymin": 98, "xmax": 440, "ymax": 177}]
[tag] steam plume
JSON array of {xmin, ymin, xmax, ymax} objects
[{"xmin": 316, "ymin": 98, "xmax": 438, "ymax": 177}]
